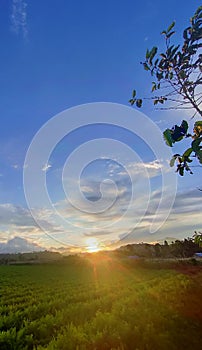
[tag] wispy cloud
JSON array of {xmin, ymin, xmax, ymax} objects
[
  {"xmin": 117, "ymin": 159, "xmax": 165, "ymax": 179},
  {"xmin": 12, "ymin": 164, "xmax": 20, "ymax": 170},
  {"xmin": 42, "ymin": 163, "xmax": 52, "ymax": 172},
  {"xmin": 0, "ymin": 204, "xmax": 64, "ymax": 240},
  {"xmin": 0, "ymin": 185, "xmax": 201, "ymax": 251},
  {"xmin": 11, "ymin": 0, "xmax": 28, "ymax": 38}
]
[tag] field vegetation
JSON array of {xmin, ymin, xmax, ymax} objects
[{"xmin": 0, "ymin": 253, "xmax": 201, "ymax": 349}]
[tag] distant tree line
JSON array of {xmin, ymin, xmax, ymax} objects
[
  {"xmin": 0, "ymin": 238, "xmax": 201, "ymax": 265},
  {"xmin": 117, "ymin": 238, "xmax": 202, "ymax": 259},
  {"xmin": 0, "ymin": 251, "xmax": 62, "ymax": 265}
]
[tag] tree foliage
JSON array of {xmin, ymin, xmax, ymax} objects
[
  {"xmin": 118, "ymin": 237, "xmax": 202, "ymax": 258},
  {"xmin": 129, "ymin": 6, "xmax": 202, "ymax": 176},
  {"xmin": 193, "ymin": 230, "xmax": 202, "ymax": 247}
]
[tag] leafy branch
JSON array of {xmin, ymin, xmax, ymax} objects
[{"xmin": 129, "ymin": 6, "xmax": 202, "ymax": 176}]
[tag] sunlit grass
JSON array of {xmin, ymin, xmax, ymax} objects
[{"xmin": 0, "ymin": 256, "xmax": 201, "ymax": 349}]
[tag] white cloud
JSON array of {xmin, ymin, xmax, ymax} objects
[
  {"xmin": 0, "ymin": 204, "xmax": 64, "ymax": 238},
  {"xmin": 0, "ymin": 181, "xmax": 201, "ymax": 251},
  {"xmin": 42, "ymin": 163, "xmax": 52, "ymax": 172},
  {"xmin": 116, "ymin": 159, "xmax": 165, "ymax": 180},
  {"xmin": 12, "ymin": 164, "xmax": 20, "ymax": 170},
  {"xmin": 0, "ymin": 237, "xmax": 44, "ymax": 254}
]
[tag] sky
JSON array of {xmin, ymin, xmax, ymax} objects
[{"xmin": 0, "ymin": 0, "xmax": 201, "ymax": 253}]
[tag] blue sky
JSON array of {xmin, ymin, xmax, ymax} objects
[{"xmin": 0, "ymin": 0, "xmax": 201, "ymax": 253}]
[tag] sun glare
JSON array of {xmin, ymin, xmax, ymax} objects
[{"xmin": 86, "ymin": 238, "xmax": 100, "ymax": 253}]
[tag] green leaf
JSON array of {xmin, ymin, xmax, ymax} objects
[
  {"xmin": 181, "ymin": 120, "xmax": 188, "ymax": 133},
  {"xmin": 146, "ymin": 49, "xmax": 150, "ymax": 59},
  {"xmin": 136, "ymin": 99, "xmax": 142, "ymax": 108},
  {"xmin": 179, "ymin": 167, "xmax": 184, "ymax": 176},
  {"xmin": 185, "ymin": 164, "xmax": 191, "ymax": 172},
  {"xmin": 194, "ymin": 121, "xmax": 202, "ymax": 128},
  {"xmin": 166, "ymin": 31, "xmax": 175, "ymax": 39},
  {"xmin": 154, "ymin": 58, "xmax": 159, "ymax": 66},
  {"xmin": 151, "ymin": 83, "xmax": 156, "ymax": 92},
  {"xmin": 156, "ymin": 72, "xmax": 163, "ymax": 81},
  {"xmin": 175, "ymin": 135, "xmax": 184, "ymax": 142},
  {"xmin": 170, "ymin": 157, "xmax": 176, "ymax": 167},
  {"xmin": 163, "ymin": 129, "xmax": 174, "ymax": 147},
  {"xmin": 143, "ymin": 62, "xmax": 150, "ymax": 71},
  {"xmin": 194, "ymin": 5, "xmax": 202, "ymax": 17},
  {"xmin": 179, "ymin": 70, "xmax": 186, "ymax": 79},
  {"xmin": 169, "ymin": 72, "xmax": 173, "ymax": 80},
  {"xmin": 149, "ymin": 47, "xmax": 158, "ymax": 64},
  {"xmin": 129, "ymin": 99, "xmax": 135, "ymax": 106},
  {"xmin": 183, "ymin": 148, "xmax": 193, "ymax": 158},
  {"xmin": 132, "ymin": 90, "xmax": 136, "ymax": 98},
  {"xmin": 171, "ymin": 45, "xmax": 180, "ymax": 56},
  {"xmin": 170, "ymin": 122, "xmax": 188, "ymax": 143},
  {"xmin": 192, "ymin": 137, "xmax": 202, "ymax": 152},
  {"xmin": 183, "ymin": 28, "xmax": 188, "ymax": 40},
  {"xmin": 167, "ymin": 21, "xmax": 175, "ymax": 33},
  {"xmin": 196, "ymin": 149, "xmax": 202, "ymax": 164}
]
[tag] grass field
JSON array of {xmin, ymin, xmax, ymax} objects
[{"xmin": 0, "ymin": 254, "xmax": 201, "ymax": 350}]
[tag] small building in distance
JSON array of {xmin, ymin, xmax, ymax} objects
[{"xmin": 194, "ymin": 252, "xmax": 202, "ymax": 258}]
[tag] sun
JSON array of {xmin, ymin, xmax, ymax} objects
[{"xmin": 86, "ymin": 238, "xmax": 100, "ymax": 253}]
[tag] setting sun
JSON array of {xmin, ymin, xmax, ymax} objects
[{"xmin": 86, "ymin": 238, "xmax": 100, "ymax": 253}]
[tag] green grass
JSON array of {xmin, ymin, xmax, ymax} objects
[{"xmin": 0, "ymin": 254, "xmax": 201, "ymax": 349}]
